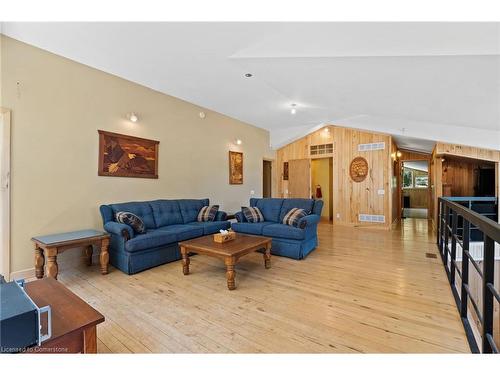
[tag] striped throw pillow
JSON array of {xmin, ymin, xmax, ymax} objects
[
  {"xmin": 242, "ymin": 206, "xmax": 265, "ymax": 223},
  {"xmin": 282, "ymin": 208, "xmax": 307, "ymax": 227},
  {"xmin": 115, "ymin": 211, "xmax": 146, "ymax": 234},
  {"xmin": 197, "ymin": 205, "xmax": 219, "ymax": 222}
]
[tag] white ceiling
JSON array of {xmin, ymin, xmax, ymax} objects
[{"xmin": 2, "ymin": 22, "xmax": 499, "ymax": 152}]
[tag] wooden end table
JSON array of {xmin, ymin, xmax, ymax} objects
[
  {"xmin": 32, "ymin": 230, "xmax": 110, "ymax": 280},
  {"xmin": 23, "ymin": 277, "xmax": 105, "ymax": 353},
  {"xmin": 179, "ymin": 234, "xmax": 272, "ymax": 290}
]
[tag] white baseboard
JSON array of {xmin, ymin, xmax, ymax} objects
[
  {"xmin": 9, "ymin": 249, "xmax": 101, "ymax": 281},
  {"xmin": 10, "ymin": 267, "xmax": 36, "ymax": 281}
]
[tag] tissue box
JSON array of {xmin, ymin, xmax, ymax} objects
[{"xmin": 213, "ymin": 231, "xmax": 236, "ymax": 243}]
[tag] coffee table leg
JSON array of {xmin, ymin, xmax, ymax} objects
[
  {"xmin": 181, "ymin": 246, "xmax": 190, "ymax": 275},
  {"xmin": 100, "ymin": 238, "xmax": 109, "ymax": 275},
  {"xmin": 35, "ymin": 244, "xmax": 45, "ymax": 279},
  {"xmin": 264, "ymin": 243, "xmax": 271, "ymax": 269},
  {"xmin": 225, "ymin": 257, "xmax": 236, "ymax": 290}
]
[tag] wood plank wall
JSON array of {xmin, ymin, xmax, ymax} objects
[{"xmin": 276, "ymin": 125, "xmax": 394, "ymax": 229}]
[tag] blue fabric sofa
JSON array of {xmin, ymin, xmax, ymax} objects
[
  {"xmin": 232, "ymin": 198, "xmax": 323, "ymax": 260},
  {"xmin": 100, "ymin": 199, "xmax": 230, "ymax": 274}
]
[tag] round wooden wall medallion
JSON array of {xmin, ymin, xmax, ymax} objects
[{"xmin": 349, "ymin": 157, "xmax": 369, "ymax": 182}]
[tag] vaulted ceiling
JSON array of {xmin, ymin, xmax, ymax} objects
[{"xmin": 2, "ymin": 22, "xmax": 499, "ymax": 152}]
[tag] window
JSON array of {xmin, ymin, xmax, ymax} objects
[{"xmin": 403, "ymin": 169, "xmax": 413, "ymax": 188}]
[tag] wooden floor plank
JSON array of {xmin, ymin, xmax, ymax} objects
[{"xmin": 57, "ymin": 218, "xmax": 470, "ymax": 353}]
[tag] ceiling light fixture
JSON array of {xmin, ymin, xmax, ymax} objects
[
  {"xmin": 128, "ymin": 112, "xmax": 139, "ymax": 123},
  {"xmin": 244, "ymin": 73, "xmax": 253, "ymax": 78},
  {"xmin": 290, "ymin": 103, "xmax": 297, "ymax": 115}
]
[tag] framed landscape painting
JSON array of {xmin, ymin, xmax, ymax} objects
[
  {"xmin": 229, "ymin": 151, "xmax": 243, "ymax": 184},
  {"xmin": 98, "ymin": 130, "xmax": 159, "ymax": 178}
]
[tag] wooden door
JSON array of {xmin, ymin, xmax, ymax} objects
[
  {"xmin": 262, "ymin": 160, "xmax": 272, "ymax": 198},
  {"xmin": 288, "ymin": 159, "xmax": 311, "ymax": 198}
]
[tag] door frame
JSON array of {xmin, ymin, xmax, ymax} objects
[
  {"xmin": 0, "ymin": 108, "xmax": 11, "ymax": 280},
  {"xmin": 262, "ymin": 159, "xmax": 273, "ymax": 198},
  {"xmin": 398, "ymin": 158, "xmax": 431, "ymax": 219}
]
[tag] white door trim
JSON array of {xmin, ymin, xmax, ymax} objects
[{"xmin": 0, "ymin": 108, "xmax": 11, "ymax": 280}]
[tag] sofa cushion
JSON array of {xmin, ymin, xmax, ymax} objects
[
  {"xmin": 197, "ymin": 205, "xmax": 219, "ymax": 222},
  {"xmin": 115, "ymin": 211, "xmax": 146, "ymax": 234},
  {"xmin": 125, "ymin": 230, "xmax": 177, "ymax": 253},
  {"xmin": 262, "ymin": 223, "xmax": 306, "ymax": 240},
  {"xmin": 282, "ymin": 208, "xmax": 308, "ymax": 227},
  {"xmin": 110, "ymin": 201, "xmax": 156, "ymax": 229},
  {"xmin": 156, "ymin": 224, "xmax": 204, "ymax": 241},
  {"xmin": 250, "ymin": 198, "xmax": 284, "ymax": 222},
  {"xmin": 231, "ymin": 221, "xmax": 274, "ymax": 235},
  {"xmin": 278, "ymin": 199, "xmax": 314, "ymax": 223},
  {"xmin": 241, "ymin": 206, "xmax": 265, "ymax": 223},
  {"xmin": 187, "ymin": 221, "xmax": 231, "ymax": 235},
  {"xmin": 150, "ymin": 200, "xmax": 183, "ymax": 227},
  {"xmin": 178, "ymin": 199, "xmax": 209, "ymax": 224}
]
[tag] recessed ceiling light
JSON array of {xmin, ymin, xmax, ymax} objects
[
  {"xmin": 244, "ymin": 73, "xmax": 253, "ymax": 78},
  {"xmin": 290, "ymin": 103, "xmax": 297, "ymax": 115}
]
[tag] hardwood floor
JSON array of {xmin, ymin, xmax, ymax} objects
[{"xmin": 57, "ymin": 219, "xmax": 470, "ymax": 353}]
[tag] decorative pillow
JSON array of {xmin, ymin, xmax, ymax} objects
[
  {"xmin": 282, "ymin": 208, "xmax": 307, "ymax": 227},
  {"xmin": 115, "ymin": 211, "xmax": 146, "ymax": 234},
  {"xmin": 197, "ymin": 205, "xmax": 219, "ymax": 222},
  {"xmin": 242, "ymin": 206, "xmax": 265, "ymax": 223}
]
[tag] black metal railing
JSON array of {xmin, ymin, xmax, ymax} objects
[{"xmin": 437, "ymin": 197, "xmax": 499, "ymax": 354}]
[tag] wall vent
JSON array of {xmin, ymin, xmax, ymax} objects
[
  {"xmin": 358, "ymin": 142, "xmax": 385, "ymax": 152},
  {"xmin": 359, "ymin": 214, "xmax": 386, "ymax": 223}
]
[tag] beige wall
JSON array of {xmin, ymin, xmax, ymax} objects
[{"xmin": 1, "ymin": 36, "xmax": 274, "ymax": 274}]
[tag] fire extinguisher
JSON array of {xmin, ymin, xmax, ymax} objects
[{"xmin": 315, "ymin": 184, "xmax": 322, "ymax": 199}]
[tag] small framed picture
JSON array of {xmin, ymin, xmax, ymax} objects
[{"xmin": 229, "ymin": 151, "xmax": 243, "ymax": 184}]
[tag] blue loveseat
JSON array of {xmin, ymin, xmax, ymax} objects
[
  {"xmin": 100, "ymin": 199, "xmax": 230, "ymax": 274},
  {"xmin": 232, "ymin": 198, "xmax": 323, "ymax": 260}
]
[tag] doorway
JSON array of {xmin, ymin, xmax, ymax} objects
[
  {"xmin": 0, "ymin": 108, "xmax": 11, "ymax": 280},
  {"xmin": 401, "ymin": 160, "xmax": 430, "ymax": 219},
  {"xmin": 262, "ymin": 160, "xmax": 272, "ymax": 198},
  {"xmin": 311, "ymin": 157, "xmax": 333, "ymax": 221}
]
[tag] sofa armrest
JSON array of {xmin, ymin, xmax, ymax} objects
[
  {"xmin": 104, "ymin": 221, "xmax": 134, "ymax": 241},
  {"xmin": 235, "ymin": 211, "xmax": 246, "ymax": 222},
  {"xmin": 215, "ymin": 210, "xmax": 227, "ymax": 221},
  {"xmin": 297, "ymin": 214, "xmax": 321, "ymax": 229}
]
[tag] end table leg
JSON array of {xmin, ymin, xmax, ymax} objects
[
  {"xmin": 35, "ymin": 245, "xmax": 45, "ymax": 279},
  {"xmin": 100, "ymin": 238, "xmax": 109, "ymax": 275},
  {"xmin": 181, "ymin": 246, "xmax": 190, "ymax": 275},
  {"xmin": 83, "ymin": 325, "xmax": 97, "ymax": 354},
  {"xmin": 225, "ymin": 257, "xmax": 236, "ymax": 290},
  {"xmin": 85, "ymin": 245, "xmax": 93, "ymax": 266},
  {"xmin": 264, "ymin": 243, "xmax": 271, "ymax": 269},
  {"xmin": 46, "ymin": 248, "xmax": 58, "ymax": 279}
]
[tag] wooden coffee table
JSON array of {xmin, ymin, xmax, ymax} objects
[{"xmin": 179, "ymin": 234, "xmax": 272, "ymax": 290}]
